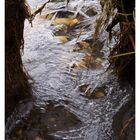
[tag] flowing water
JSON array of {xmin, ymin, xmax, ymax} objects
[{"xmin": 6, "ymin": 0, "xmax": 134, "ymax": 140}]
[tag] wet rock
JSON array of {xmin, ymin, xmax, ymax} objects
[
  {"xmin": 9, "ymin": 103, "xmax": 81, "ymax": 140},
  {"xmin": 56, "ymin": 10, "xmax": 74, "ymax": 18},
  {"xmin": 54, "ymin": 35, "xmax": 70, "ymax": 43},
  {"xmin": 79, "ymin": 85, "xmax": 106, "ymax": 99},
  {"xmin": 94, "ymin": 88, "xmax": 106, "ymax": 99},
  {"xmin": 79, "ymin": 84, "xmax": 89, "ymax": 93},
  {"xmin": 79, "ymin": 84, "xmax": 94, "ymax": 97},
  {"xmin": 112, "ymin": 98, "xmax": 135, "ymax": 140},
  {"xmin": 53, "ymin": 18, "xmax": 80, "ymax": 26},
  {"xmin": 85, "ymin": 7, "xmax": 97, "ymax": 17},
  {"xmin": 94, "ymin": 57, "xmax": 103, "ymax": 68},
  {"xmin": 53, "ymin": 24, "xmax": 68, "ymax": 36}
]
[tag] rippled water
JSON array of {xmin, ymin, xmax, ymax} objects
[{"xmin": 6, "ymin": 0, "xmax": 134, "ymax": 140}]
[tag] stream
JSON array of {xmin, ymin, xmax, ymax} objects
[{"xmin": 6, "ymin": 0, "xmax": 134, "ymax": 140}]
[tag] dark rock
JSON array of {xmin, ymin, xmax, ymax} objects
[
  {"xmin": 9, "ymin": 103, "xmax": 81, "ymax": 140},
  {"xmin": 112, "ymin": 98, "xmax": 135, "ymax": 140},
  {"xmin": 85, "ymin": 7, "xmax": 97, "ymax": 17}
]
